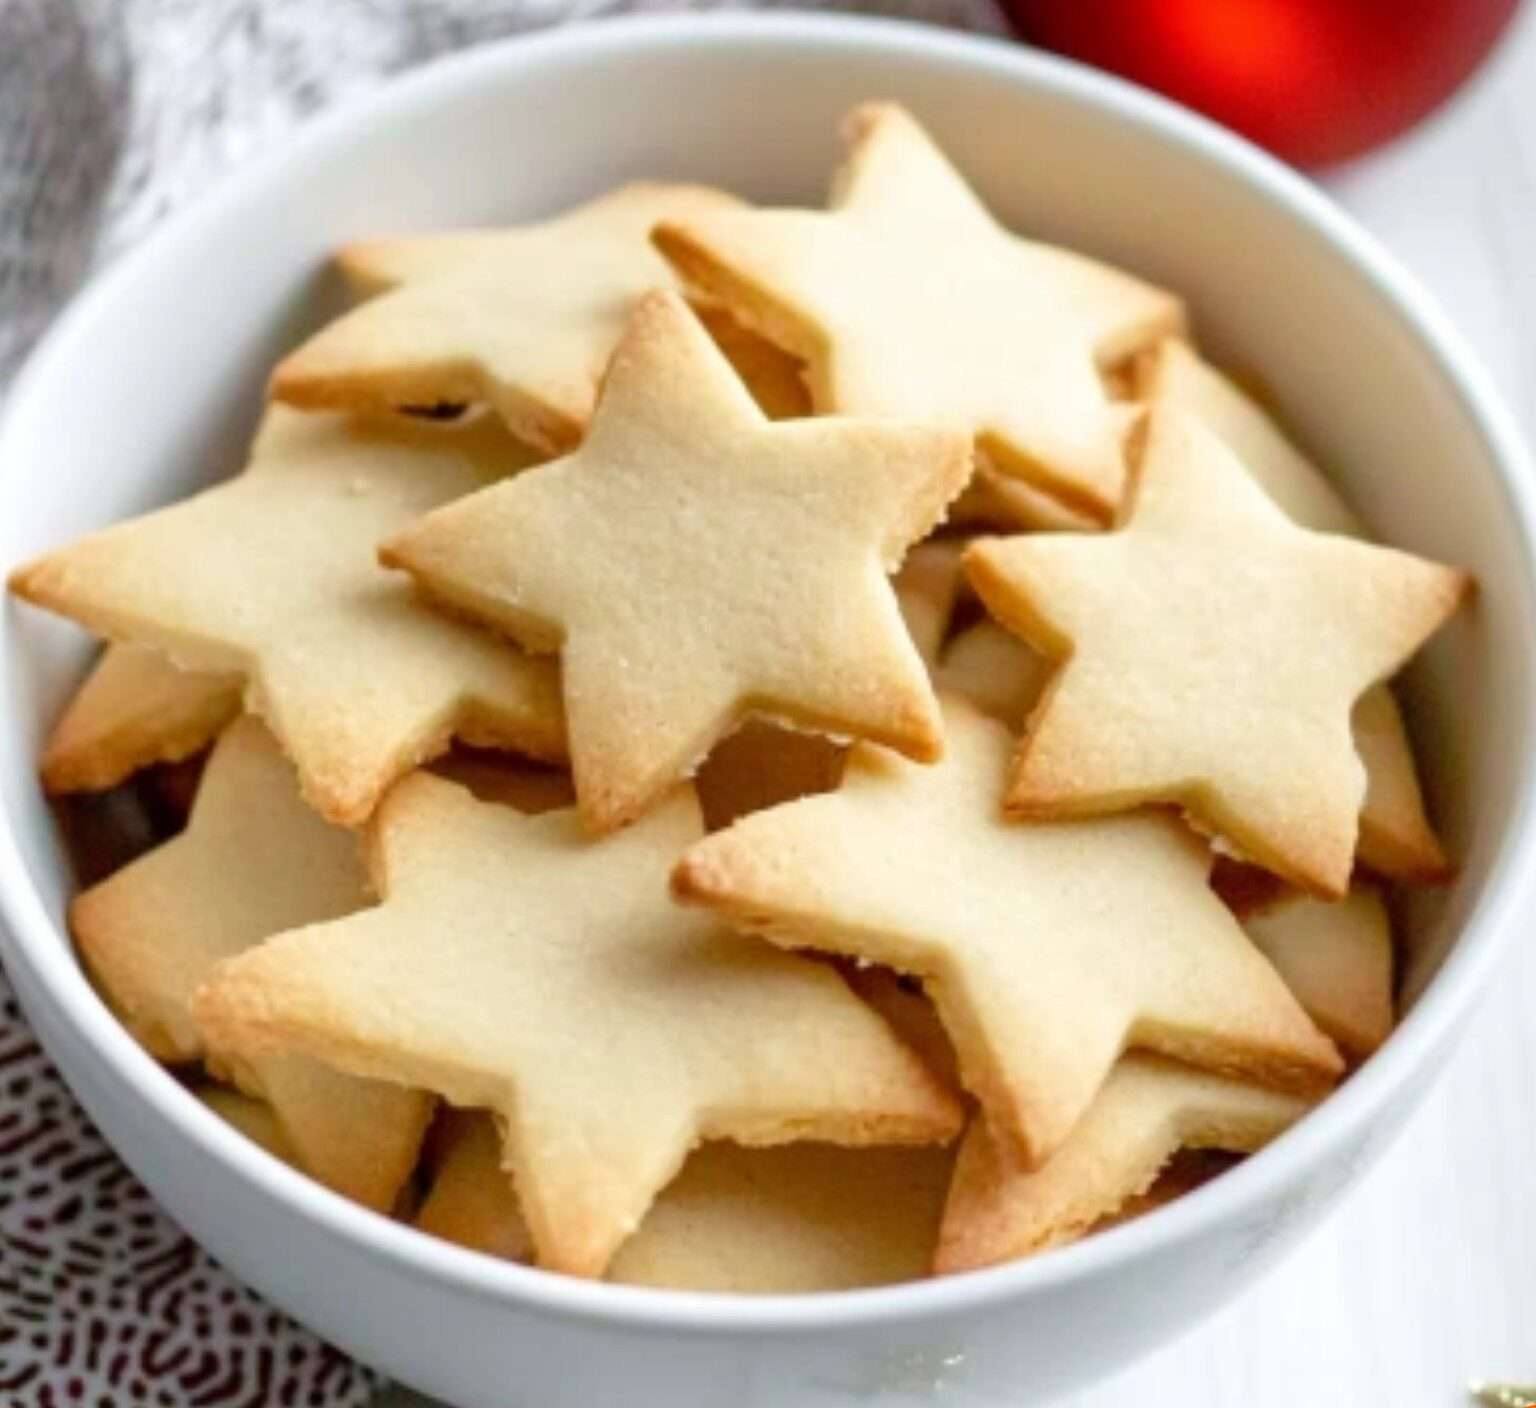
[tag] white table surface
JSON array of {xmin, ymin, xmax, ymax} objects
[{"xmin": 388, "ymin": 13, "xmax": 1536, "ymax": 1407}]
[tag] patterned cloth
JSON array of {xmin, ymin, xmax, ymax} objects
[{"xmin": 0, "ymin": 1, "xmax": 1005, "ymax": 1404}]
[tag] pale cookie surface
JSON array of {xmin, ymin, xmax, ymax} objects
[
  {"xmin": 72, "ymin": 717, "xmax": 430, "ymax": 1211},
  {"xmin": 1137, "ymin": 338, "xmax": 1449, "ymax": 882},
  {"xmin": 694, "ymin": 304, "xmax": 811, "ymax": 421},
  {"xmin": 41, "ymin": 643, "xmax": 241, "ymax": 794},
  {"xmin": 936, "ymin": 620, "xmax": 1049, "ymax": 728},
  {"xmin": 383, "ymin": 290, "xmax": 968, "ymax": 834},
  {"xmin": 417, "ymin": 1112, "xmax": 953, "ymax": 1292},
  {"xmin": 966, "ymin": 409, "xmax": 1469, "ymax": 898},
  {"xmin": 894, "ymin": 540, "xmax": 964, "ymax": 667},
  {"xmin": 196, "ymin": 1086, "xmax": 300, "ymax": 1167},
  {"xmin": 193, "ymin": 777, "xmax": 960, "ymax": 1278},
  {"xmin": 272, "ymin": 183, "xmax": 742, "ymax": 453},
  {"xmin": 654, "ymin": 102, "xmax": 1182, "ymax": 521},
  {"xmin": 948, "ymin": 463, "xmax": 1107, "ymax": 534},
  {"xmin": 673, "ymin": 699, "xmax": 1340, "ymax": 1169},
  {"xmin": 937, "ymin": 1055, "xmax": 1314, "ymax": 1273},
  {"xmin": 11, "ymin": 408, "xmax": 565, "ymax": 825},
  {"xmin": 1242, "ymin": 887, "xmax": 1395, "ymax": 1062}
]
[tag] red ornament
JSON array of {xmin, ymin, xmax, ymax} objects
[{"xmin": 1005, "ymin": 0, "xmax": 1523, "ymax": 166}]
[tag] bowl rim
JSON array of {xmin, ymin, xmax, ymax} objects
[{"xmin": 3, "ymin": 8, "xmax": 1535, "ymax": 1338}]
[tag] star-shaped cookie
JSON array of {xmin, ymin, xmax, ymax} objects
[
  {"xmin": 41, "ymin": 644, "xmax": 240, "ymax": 794},
  {"xmin": 936, "ymin": 1055, "xmax": 1315, "ymax": 1272},
  {"xmin": 193, "ymin": 777, "xmax": 961, "ymax": 1277},
  {"xmin": 936, "ymin": 620, "xmax": 1050, "ymax": 729},
  {"xmin": 272, "ymin": 183, "xmax": 742, "ymax": 453},
  {"xmin": 965, "ymin": 409, "xmax": 1469, "ymax": 897},
  {"xmin": 383, "ymin": 290, "xmax": 969, "ymax": 833},
  {"xmin": 673, "ymin": 699, "xmax": 1339, "ymax": 1168},
  {"xmin": 71, "ymin": 717, "xmax": 431, "ymax": 1210},
  {"xmin": 654, "ymin": 102, "xmax": 1183, "ymax": 522},
  {"xmin": 417, "ymin": 1111, "xmax": 953, "ymax": 1293},
  {"xmin": 1242, "ymin": 887, "xmax": 1394, "ymax": 1062},
  {"xmin": 11, "ymin": 408, "xmax": 564, "ymax": 824},
  {"xmin": 1135, "ymin": 338, "xmax": 1451, "ymax": 883}
]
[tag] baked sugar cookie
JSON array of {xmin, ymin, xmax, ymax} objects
[
  {"xmin": 1352, "ymin": 661, "xmax": 1452, "ymax": 884},
  {"xmin": 273, "ymin": 183, "xmax": 743, "ymax": 453},
  {"xmin": 655, "ymin": 103, "xmax": 1183, "ymax": 521},
  {"xmin": 966, "ymin": 409, "xmax": 1469, "ymax": 897},
  {"xmin": 1135, "ymin": 338, "xmax": 1450, "ymax": 883},
  {"xmin": 415, "ymin": 1112, "xmax": 535, "ymax": 1262},
  {"xmin": 72, "ymin": 717, "xmax": 430, "ymax": 1211},
  {"xmin": 418, "ymin": 1112, "xmax": 952, "ymax": 1292},
  {"xmin": 41, "ymin": 644, "xmax": 240, "ymax": 794},
  {"xmin": 949, "ymin": 463, "xmax": 1106, "ymax": 534},
  {"xmin": 936, "ymin": 1056, "xmax": 1314, "ymax": 1272},
  {"xmin": 193, "ymin": 778, "xmax": 960, "ymax": 1277},
  {"xmin": 935, "ymin": 621, "xmax": 1049, "ymax": 729},
  {"xmin": 695, "ymin": 304, "xmax": 811, "ymax": 420},
  {"xmin": 894, "ymin": 540, "xmax": 964, "ymax": 666},
  {"xmin": 197, "ymin": 1086, "xmax": 299, "ymax": 1167},
  {"xmin": 12, "ymin": 408, "xmax": 564, "ymax": 825},
  {"xmin": 1132, "ymin": 339, "xmax": 1358, "ymax": 534},
  {"xmin": 383, "ymin": 291, "xmax": 968, "ymax": 834},
  {"xmin": 1242, "ymin": 887, "xmax": 1395, "ymax": 1062},
  {"xmin": 673, "ymin": 699, "xmax": 1339, "ymax": 1169}
]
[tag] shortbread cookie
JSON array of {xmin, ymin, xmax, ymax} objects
[
  {"xmin": 1132, "ymin": 339, "xmax": 1359, "ymax": 534},
  {"xmin": 611, "ymin": 1141, "xmax": 953, "ymax": 1292},
  {"xmin": 847, "ymin": 966, "xmax": 962, "ymax": 1091},
  {"xmin": 695, "ymin": 304, "xmax": 811, "ymax": 420},
  {"xmin": 894, "ymin": 540, "xmax": 964, "ymax": 666},
  {"xmin": 383, "ymin": 291, "xmax": 968, "ymax": 834},
  {"xmin": 1242, "ymin": 888, "xmax": 1395, "ymax": 1061},
  {"xmin": 966, "ymin": 409, "xmax": 1469, "ymax": 897},
  {"xmin": 72, "ymin": 717, "xmax": 430, "ymax": 1210},
  {"xmin": 935, "ymin": 621, "xmax": 1049, "ymax": 728},
  {"xmin": 272, "ymin": 183, "xmax": 742, "ymax": 453},
  {"xmin": 936, "ymin": 1056, "xmax": 1314, "ymax": 1272},
  {"xmin": 654, "ymin": 102, "xmax": 1183, "ymax": 521},
  {"xmin": 1352, "ymin": 681, "xmax": 1452, "ymax": 883},
  {"xmin": 695, "ymin": 722, "xmax": 845, "ymax": 833},
  {"xmin": 1097, "ymin": 1150, "xmax": 1240, "ymax": 1229},
  {"xmin": 1136, "ymin": 338, "xmax": 1450, "ymax": 882},
  {"xmin": 949, "ymin": 464, "xmax": 1106, "ymax": 534},
  {"xmin": 673, "ymin": 699, "xmax": 1339, "ymax": 1169},
  {"xmin": 852, "ymin": 971, "xmax": 1255, "ymax": 1255},
  {"xmin": 11, "ymin": 408, "xmax": 565, "ymax": 825},
  {"xmin": 197, "ymin": 1085, "xmax": 299, "ymax": 1166},
  {"xmin": 695, "ymin": 532, "xmax": 943, "ymax": 831},
  {"xmin": 194, "ymin": 778, "xmax": 961, "ymax": 1277},
  {"xmin": 418, "ymin": 1112, "xmax": 952, "ymax": 1292},
  {"xmin": 41, "ymin": 644, "xmax": 240, "ymax": 794},
  {"xmin": 415, "ymin": 1111, "xmax": 535, "ymax": 1261}
]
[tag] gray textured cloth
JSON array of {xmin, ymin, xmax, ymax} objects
[{"xmin": 0, "ymin": 0, "xmax": 1006, "ymax": 379}]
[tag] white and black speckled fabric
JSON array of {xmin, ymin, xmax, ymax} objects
[
  {"xmin": 0, "ymin": 2, "xmax": 1004, "ymax": 1402},
  {"xmin": 0, "ymin": 0, "xmax": 1006, "ymax": 379}
]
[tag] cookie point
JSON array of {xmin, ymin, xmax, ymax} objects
[{"xmin": 842, "ymin": 99, "xmax": 906, "ymax": 147}]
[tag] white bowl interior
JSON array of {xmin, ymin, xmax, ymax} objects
[{"xmin": 0, "ymin": 17, "xmax": 1532, "ymax": 1329}]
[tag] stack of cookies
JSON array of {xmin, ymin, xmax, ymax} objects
[{"xmin": 10, "ymin": 102, "xmax": 1470, "ymax": 1290}]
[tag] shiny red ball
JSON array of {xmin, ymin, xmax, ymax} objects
[{"xmin": 1006, "ymin": 0, "xmax": 1522, "ymax": 166}]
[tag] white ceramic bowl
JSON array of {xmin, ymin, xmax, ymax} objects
[{"xmin": 3, "ymin": 15, "xmax": 1534, "ymax": 1408}]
